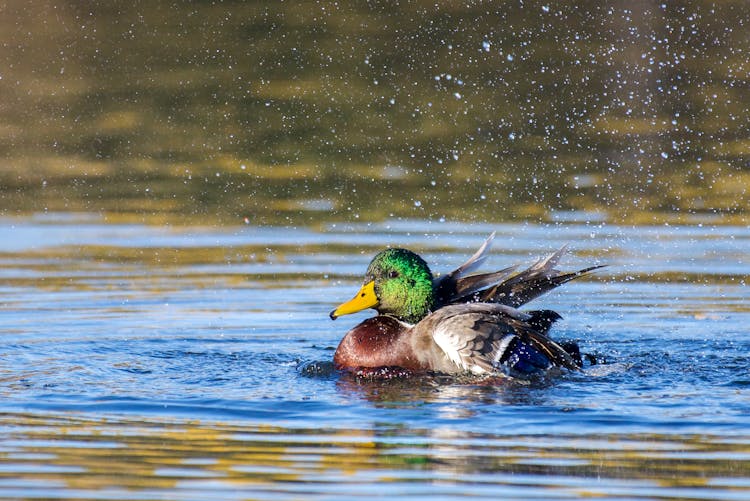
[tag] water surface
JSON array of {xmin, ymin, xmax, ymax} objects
[
  {"xmin": 1, "ymin": 1, "xmax": 748, "ymax": 224},
  {"xmin": 1, "ymin": 1, "xmax": 749, "ymax": 497},
  {"xmin": 1, "ymin": 216, "xmax": 748, "ymax": 499}
]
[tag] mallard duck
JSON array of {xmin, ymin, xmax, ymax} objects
[{"xmin": 330, "ymin": 233, "xmax": 602, "ymax": 378}]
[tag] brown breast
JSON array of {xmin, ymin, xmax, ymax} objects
[{"xmin": 333, "ymin": 316, "xmax": 426, "ymax": 371}]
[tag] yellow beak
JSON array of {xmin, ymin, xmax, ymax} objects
[{"xmin": 329, "ymin": 280, "xmax": 378, "ymax": 320}]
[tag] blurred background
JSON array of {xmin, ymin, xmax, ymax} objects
[{"xmin": 0, "ymin": 0, "xmax": 748, "ymax": 226}]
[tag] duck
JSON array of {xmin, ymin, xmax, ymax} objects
[{"xmin": 329, "ymin": 233, "xmax": 603, "ymax": 378}]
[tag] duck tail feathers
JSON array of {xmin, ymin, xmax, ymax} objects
[{"xmin": 521, "ymin": 326, "xmax": 582, "ymax": 371}]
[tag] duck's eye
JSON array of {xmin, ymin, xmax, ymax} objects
[{"xmin": 388, "ymin": 270, "xmax": 399, "ymax": 278}]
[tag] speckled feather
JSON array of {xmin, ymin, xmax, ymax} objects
[{"xmin": 420, "ymin": 303, "xmax": 579, "ymax": 375}]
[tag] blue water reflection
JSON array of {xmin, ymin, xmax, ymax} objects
[{"xmin": 0, "ymin": 217, "xmax": 749, "ymax": 499}]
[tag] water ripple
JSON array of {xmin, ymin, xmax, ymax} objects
[{"xmin": 1, "ymin": 219, "xmax": 749, "ymax": 498}]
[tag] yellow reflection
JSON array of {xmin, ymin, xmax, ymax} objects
[{"xmin": 0, "ymin": 412, "xmax": 749, "ymax": 497}]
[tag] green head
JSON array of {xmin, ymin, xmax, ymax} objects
[{"xmin": 330, "ymin": 248, "xmax": 435, "ymax": 324}]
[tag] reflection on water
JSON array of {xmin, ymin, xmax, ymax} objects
[
  {"xmin": 1, "ymin": 412, "xmax": 750, "ymax": 500},
  {"xmin": 1, "ymin": 1, "xmax": 748, "ymax": 496},
  {"xmin": 0, "ymin": 217, "xmax": 749, "ymax": 498},
  {"xmin": 0, "ymin": 2, "xmax": 748, "ymax": 224}
]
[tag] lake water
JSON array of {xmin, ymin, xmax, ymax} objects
[
  {"xmin": 1, "ymin": 1, "xmax": 749, "ymax": 498},
  {"xmin": 0, "ymin": 215, "xmax": 748, "ymax": 499},
  {"xmin": 2, "ymin": 1, "xmax": 749, "ymax": 225}
]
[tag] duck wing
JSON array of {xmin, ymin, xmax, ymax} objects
[
  {"xmin": 433, "ymin": 232, "xmax": 505, "ymax": 305},
  {"xmin": 478, "ymin": 246, "xmax": 605, "ymax": 308},
  {"xmin": 441, "ymin": 266, "xmax": 519, "ymax": 304},
  {"xmin": 437, "ymin": 242, "xmax": 603, "ymax": 308},
  {"xmin": 420, "ymin": 303, "xmax": 580, "ymax": 375}
]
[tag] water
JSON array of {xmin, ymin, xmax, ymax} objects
[
  {"xmin": 1, "ymin": 215, "xmax": 749, "ymax": 499},
  {"xmin": 1, "ymin": 1, "xmax": 748, "ymax": 497},
  {"xmin": 2, "ymin": 2, "xmax": 749, "ymax": 224}
]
